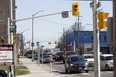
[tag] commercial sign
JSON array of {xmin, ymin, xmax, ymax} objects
[{"xmin": 0, "ymin": 45, "xmax": 13, "ymax": 66}]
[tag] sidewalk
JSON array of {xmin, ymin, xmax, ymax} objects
[{"xmin": 17, "ymin": 57, "xmax": 67, "ymax": 77}]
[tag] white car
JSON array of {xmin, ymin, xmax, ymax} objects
[
  {"xmin": 100, "ymin": 54, "xmax": 113, "ymax": 71},
  {"xmin": 83, "ymin": 54, "xmax": 94, "ymax": 67}
]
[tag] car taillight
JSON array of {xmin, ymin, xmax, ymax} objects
[{"xmin": 52, "ymin": 55, "xmax": 56, "ymax": 60}]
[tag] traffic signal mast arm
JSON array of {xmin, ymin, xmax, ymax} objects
[{"xmin": 13, "ymin": 10, "xmax": 72, "ymax": 22}]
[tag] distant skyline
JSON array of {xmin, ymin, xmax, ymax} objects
[{"xmin": 16, "ymin": 0, "xmax": 112, "ymax": 48}]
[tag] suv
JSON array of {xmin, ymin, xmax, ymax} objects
[
  {"xmin": 65, "ymin": 55, "xmax": 89, "ymax": 73},
  {"xmin": 100, "ymin": 54, "xmax": 113, "ymax": 71}
]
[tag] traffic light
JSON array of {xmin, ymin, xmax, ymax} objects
[
  {"xmin": 13, "ymin": 34, "xmax": 17, "ymax": 44},
  {"xmin": 55, "ymin": 41, "xmax": 57, "ymax": 44},
  {"xmin": 72, "ymin": 2, "xmax": 79, "ymax": 16},
  {"xmin": 48, "ymin": 42, "xmax": 51, "ymax": 45},
  {"xmin": 98, "ymin": 12, "xmax": 109, "ymax": 30}
]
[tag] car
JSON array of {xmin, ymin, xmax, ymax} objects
[
  {"xmin": 40, "ymin": 54, "xmax": 51, "ymax": 63},
  {"xmin": 63, "ymin": 51, "xmax": 78, "ymax": 63},
  {"xmin": 65, "ymin": 55, "xmax": 89, "ymax": 73},
  {"xmin": 52, "ymin": 52, "xmax": 64, "ymax": 62},
  {"xmin": 100, "ymin": 54, "xmax": 113, "ymax": 71},
  {"xmin": 0, "ymin": 70, "xmax": 7, "ymax": 77},
  {"xmin": 24, "ymin": 50, "xmax": 37, "ymax": 58},
  {"xmin": 83, "ymin": 54, "xmax": 94, "ymax": 67},
  {"xmin": 65, "ymin": 51, "xmax": 77, "ymax": 56}
]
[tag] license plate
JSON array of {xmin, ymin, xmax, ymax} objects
[{"xmin": 78, "ymin": 67, "xmax": 82, "ymax": 69}]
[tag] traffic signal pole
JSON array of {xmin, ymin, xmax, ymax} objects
[
  {"xmin": 113, "ymin": 0, "xmax": 116, "ymax": 77},
  {"xmin": 90, "ymin": 0, "xmax": 101, "ymax": 77},
  {"xmin": 93, "ymin": 0, "xmax": 101, "ymax": 77}
]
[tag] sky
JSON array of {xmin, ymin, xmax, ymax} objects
[{"xmin": 16, "ymin": 0, "xmax": 112, "ymax": 49}]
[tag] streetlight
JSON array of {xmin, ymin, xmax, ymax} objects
[
  {"xmin": 19, "ymin": 29, "xmax": 30, "ymax": 56},
  {"xmin": 32, "ymin": 10, "xmax": 44, "ymax": 62},
  {"xmin": 21, "ymin": 29, "xmax": 30, "ymax": 34}
]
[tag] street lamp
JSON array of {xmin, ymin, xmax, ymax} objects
[
  {"xmin": 21, "ymin": 29, "xmax": 30, "ymax": 34},
  {"xmin": 19, "ymin": 29, "xmax": 30, "ymax": 56},
  {"xmin": 32, "ymin": 10, "xmax": 44, "ymax": 62}
]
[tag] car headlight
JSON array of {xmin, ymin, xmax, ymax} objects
[
  {"xmin": 70, "ymin": 64, "xmax": 74, "ymax": 66},
  {"xmin": 85, "ymin": 62, "xmax": 89, "ymax": 66}
]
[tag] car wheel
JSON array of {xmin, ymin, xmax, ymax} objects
[
  {"xmin": 105, "ymin": 65, "xmax": 109, "ymax": 71},
  {"xmin": 68, "ymin": 67, "xmax": 71, "ymax": 74},
  {"xmin": 85, "ymin": 70, "xmax": 89, "ymax": 73},
  {"xmin": 0, "ymin": 74, "xmax": 4, "ymax": 77},
  {"xmin": 65, "ymin": 68, "xmax": 68, "ymax": 73}
]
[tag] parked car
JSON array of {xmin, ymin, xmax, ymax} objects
[
  {"xmin": 83, "ymin": 54, "xmax": 94, "ymax": 67},
  {"xmin": 65, "ymin": 55, "xmax": 89, "ymax": 73},
  {"xmin": 100, "ymin": 54, "xmax": 113, "ymax": 71},
  {"xmin": 0, "ymin": 70, "xmax": 7, "ymax": 77}
]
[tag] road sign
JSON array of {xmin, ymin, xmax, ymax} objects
[
  {"xmin": 10, "ymin": 25, "xmax": 16, "ymax": 33},
  {"xmin": 31, "ymin": 43, "xmax": 34, "ymax": 47},
  {"xmin": 61, "ymin": 11, "xmax": 69, "ymax": 18},
  {"xmin": 0, "ymin": 45, "xmax": 13, "ymax": 66}
]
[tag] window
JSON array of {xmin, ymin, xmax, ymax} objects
[
  {"xmin": 100, "ymin": 56, "xmax": 105, "ymax": 61},
  {"xmin": 91, "ymin": 36, "xmax": 93, "ymax": 40},
  {"xmin": 104, "ymin": 36, "xmax": 106, "ymax": 41},
  {"xmin": 0, "ymin": 10, "xmax": 3, "ymax": 15}
]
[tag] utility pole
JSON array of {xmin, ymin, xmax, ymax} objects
[
  {"xmin": 31, "ymin": 10, "xmax": 43, "ymax": 62},
  {"xmin": 113, "ymin": 0, "xmax": 116, "ymax": 77},
  {"xmin": 90, "ymin": 0, "xmax": 100, "ymax": 77},
  {"xmin": 63, "ymin": 28, "xmax": 66, "ymax": 52},
  {"xmin": 93, "ymin": 0, "xmax": 100, "ymax": 77}
]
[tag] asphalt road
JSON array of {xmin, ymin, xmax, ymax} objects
[{"xmin": 45, "ymin": 61, "xmax": 113, "ymax": 77}]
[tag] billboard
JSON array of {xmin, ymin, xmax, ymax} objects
[{"xmin": 0, "ymin": 45, "xmax": 13, "ymax": 66}]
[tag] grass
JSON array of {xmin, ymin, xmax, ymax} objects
[
  {"xmin": 0, "ymin": 65, "xmax": 30, "ymax": 75},
  {"xmin": 16, "ymin": 65, "xmax": 30, "ymax": 75}
]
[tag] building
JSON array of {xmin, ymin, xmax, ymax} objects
[
  {"xmin": 0, "ymin": 0, "xmax": 16, "ymax": 44},
  {"xmin": 107, "ymin": 17, "xmax": 113, "ymax": 53},
  {"xmin": 65, "ymin": 31, "xmax": 109, "ymax": 54}
]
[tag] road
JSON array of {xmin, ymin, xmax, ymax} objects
[{"xmin": 45, "ymin": 61, "xmax": 113, "ymax": 77}]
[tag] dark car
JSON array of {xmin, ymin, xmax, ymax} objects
[
  {"xmin": 65, "ymin": 51, "xmax": 77, "ymax": 56},
  {"xmin": 40, "ymin": 54, "xmax": 51, "ymax": 63},
  {"xmin": 63, "ymin": 51, "xmax": 77, "ymax": 63},
  {"xmin": 65, "ymin": 55, "xmax": 89, "ymax": 73},
  {"xmin": 24, "ymin": 50, "xmax": 36, "ymax": 58},
  {"xmin": 0, "ymin": 70, "xmax": 7, "ymax": 77},
  {"xmin": 52, "ymin": 52, "xmax": 64, "ymax": 62}
]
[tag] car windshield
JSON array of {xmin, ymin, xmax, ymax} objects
[
  {"xmin": 44, "ymin": 55, "xmax": 50, "ymax": 58},
  {"xmin": 105, "ymin": 56, "xmax": 113, "ymax": 60},
  {"xmin": 70, "ymin": 56, "xmax": 84, "ymax": 62}
]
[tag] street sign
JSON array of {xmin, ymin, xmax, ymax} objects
[
  {"xmin": 31, "ymin": 43, "xmax": 34, "ymax": 47},
  {"xmin": 0, "ymin": 45, "xmax": 13, "ymax": 66},
  {"xmin": 61, "ymin": 11, "xmax": 69, "ymax": 18},
  {"xmin": 10, "ymin": 25, "xmax": 16, "ymax": 33}
]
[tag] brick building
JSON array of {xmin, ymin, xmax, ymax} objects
[{"xmin": 0, "ymin": 0, "xmax": 16, "ymax": 44}]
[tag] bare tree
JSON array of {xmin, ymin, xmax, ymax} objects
[{"xmin": 71, "ymin": 22, "xmax": 84, "ymax": 32}]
